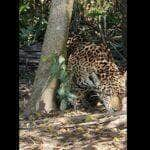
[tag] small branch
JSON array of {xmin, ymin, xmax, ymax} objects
[
  {"xmin": 61, "ymin": 112, "xmax": 127, "ymax": 129},
  {"xmin": 103, "ymin": 15, "xmax": 107, "ymax": 38}
]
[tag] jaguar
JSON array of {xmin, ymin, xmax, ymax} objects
[{"xmin": 67, "ymin": 35, "xmax": 126, "ymax": 113}]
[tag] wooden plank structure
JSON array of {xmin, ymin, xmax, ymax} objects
[{"xmin": 19, "ymin": 43, "xmax": 42, "ymax": 71}]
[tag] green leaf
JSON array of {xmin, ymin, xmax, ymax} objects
[
  {"xmin": 57, "ymin": 87, "xmax": 65, "ymax": 96},
  {"xmin": 68, "ymin": 93, "xmax": 77, "ymax": 99},
  {"xmin": 60, "ymin": 99, "xmax": 68, "ymax": 111},
  {"xmin": 19, "ymin": 3, "xmax": 30, "ymax": 14},
  {"xmin": 85, "ymin": 115, "xmax": 94, "ymax": 122},
  {"xmin": 41, "ymin": 55, "xmax": 49, "ymax": 62},
  {"xmin": 59, "ymin": 55, "xmax": 65, "ymax": 64}
]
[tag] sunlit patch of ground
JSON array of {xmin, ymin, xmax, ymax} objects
[{"xmin": 19, "ymin": 109, "xmax": 127, "ymax": 150}]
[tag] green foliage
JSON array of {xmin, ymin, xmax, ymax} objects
[
  {"xmin": 106, "ymin": 12, "xmax": 122, "ymax": 26},
  {"xmin": 86, "ymin": 0, "xmax": 113, "ymax": 18},
  {"xmin": 57, "ymin": 55, "xmax": 77, "ymax": 111},
  {"xmin": 85, "ymin": 115, "xmax": 94, "ymax": 122},
  {"xmin": 49, "ymin": 52, "xmax": 76, "ymax": 111},
  {"xmin": 83, "ymin": 0, "xmax": 122, "ymax": 29},
  {"xmin": 19, "ymin": 0, "xmax": 51, "ymax": 47},
  {"xmin": 41, "ymin": 55, "xmax": 50, "ymax": 62}
]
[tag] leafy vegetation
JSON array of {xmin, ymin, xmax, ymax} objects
[
  {"xmin": 46, "ymin": 52, "xmax": 77, "ymax": 110},
  {"xmin": 19, "ymin": 0, "xmax": 51, "ymax": 47}
]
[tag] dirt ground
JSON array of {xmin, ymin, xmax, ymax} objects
[
  {"xmin": 19, "ymin": 72, "xmax": 127, "ymax": 150},
  {"xmin": 19, "ymin": 107, "xmax": 127, "ymax": 150}
]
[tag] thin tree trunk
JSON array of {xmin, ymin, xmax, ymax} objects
[{"xmin": 29, "ymin": 0, "xmax": 74, "ymax": 116}]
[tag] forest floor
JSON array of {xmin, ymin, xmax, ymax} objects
[
  {"xmin": 20, "ymin": 109, "xmax": 127, "ymax": 150},
  {"xmin": 19, "ymin": 82, "xmax": 127, "ymax": 150}
]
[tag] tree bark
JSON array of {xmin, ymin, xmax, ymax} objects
[{"xmin": 29, "ymin": 0, "xmax": 74, "ymax": 115}]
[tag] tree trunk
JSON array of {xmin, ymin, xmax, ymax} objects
[{"xmin": 29, "ymin": 0, "xmax": 74, "ymax": 116}]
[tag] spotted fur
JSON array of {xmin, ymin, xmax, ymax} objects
[{"xmin": 67, "ymin": 35, "xmax": 126, "ymax": 113}]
